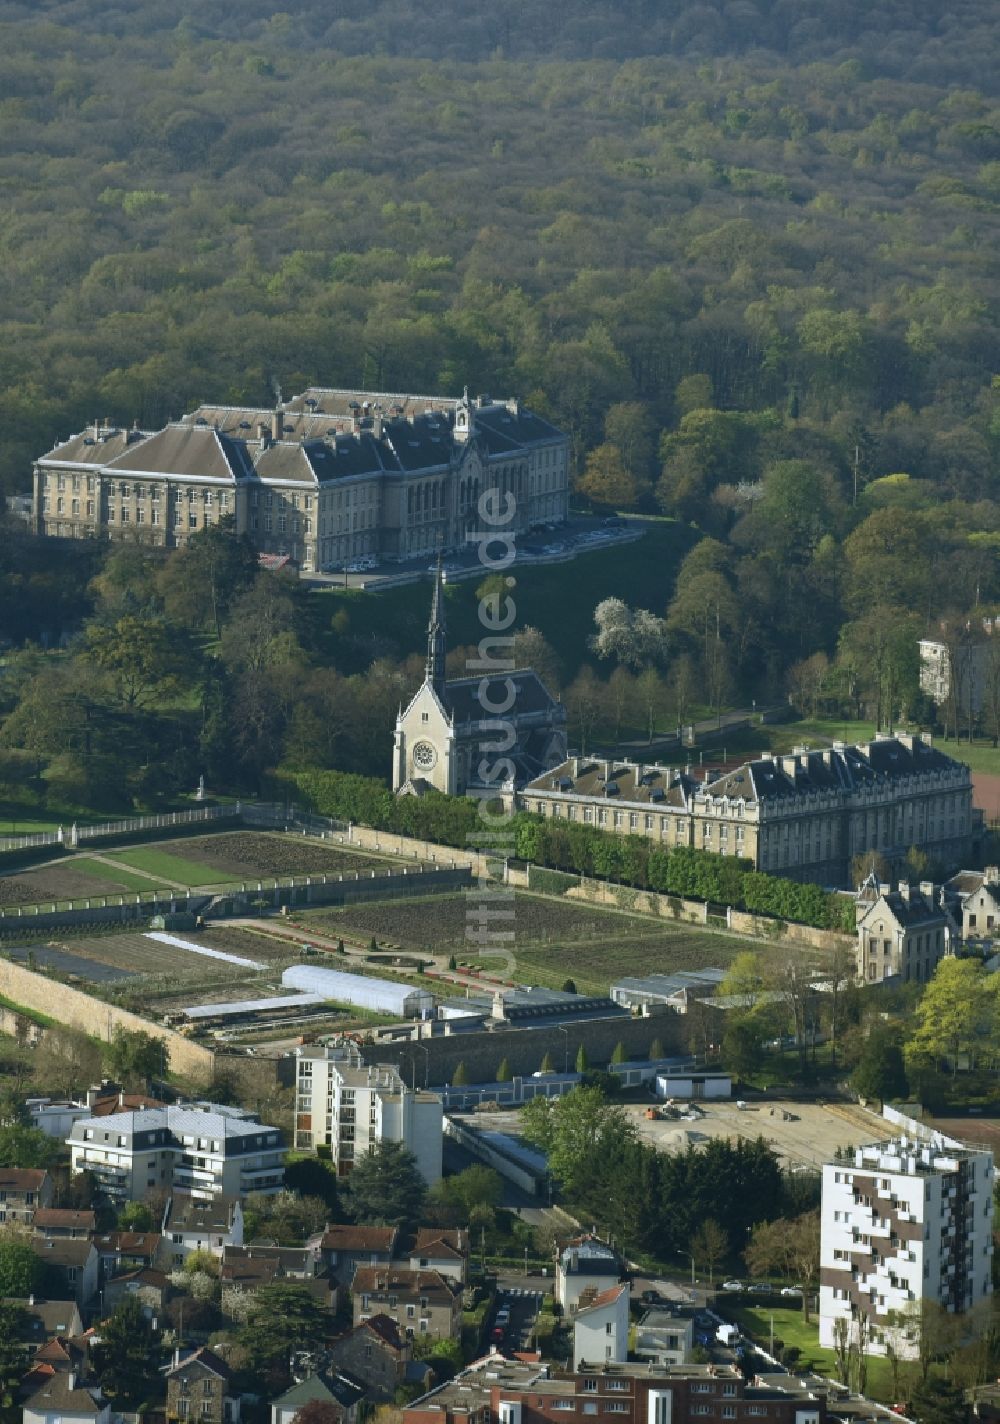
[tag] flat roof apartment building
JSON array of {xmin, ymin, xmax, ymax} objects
[
  {"xmin": 295, "ymin": 1041, "xmax": 442, "ymax": 1182},
  {"xmin": 66, "ymin": 1103, "xmax": 284, "ymax": 1205},
  {"xmin": 819, "ymin": 1134, "xmax": 993, "ymax": 1358}
]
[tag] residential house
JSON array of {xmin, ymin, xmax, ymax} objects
[
  {"xmin": 572, "ymin": 1282, "xmax": 629, "ymax": 1370},
  {"xmin": 325, "ymin": 1315, "xmax": 432, "ymax": 1403},
  {"xmin": 26, "ymin": 1100, "xmax": 90, "ymax": 1139},
  {"xmin": 0, "ymin": 1169, "xmax": 53, "ymax": 1226},
  {"xmin": 401, "ymin": 1357, "xmax": 827, "ymax": 1424},
  {"xmin": 819, "ymin": 1134, "xmax": 993, "ymax": 1358},
  {"xmin": 95, "ymin": 1231, "xmax": 165, "ymax": 1281},
  {"xmin": 32, "ymin": 1210, "xmax": 96, "ymax": 1240},
  {"xmin": 67, "ymin": 1102, "xmax": 283, "ymax": 1205},
  {"xmin": 21, "ymin": 1334, "xmax": 90, "ymax": 1397},
  {"xmin": 633, "ymin": 1308, "xmax": 695, "ymax": 1367},
  {"xmin": 352, "ymin": 1267, "xmax": 462, "ymax": 1342},
  {"xmin": 103, "ymin": 1267, "xmax": 171, "ymax": 1317},
  {"xmin": 31, "ymin": 1239, "xmax": 99, "ymax": 1312},
  {"xmin": 318, "ymin": 1225, "xmax": 398, "ymax": 1288},
  {"xmin": 524, "ymin": 735, "xmax": 977, "ymax": 888},
  {"xmin": 222, "ymin": 1244, "xmax": 320, "ymax": 1283},
  {"xmin": 855, "ymin": 881, "xmax": 954, "ymax": 985},
  {"xmin": 22, "ymin": 1369, "xmax": 109, "ymax": 1424},
  {"xmin": 946, "ymin": 867, "xmax": 1000, "ymax": 940},
  {"xmin": 6, "ymin": 1298, "xmax": 84, "ymax": 1351},
  {"xmin": 554, "ymin": 1237, "xmax": 623, "ymax": 1315},
  {"xmin": 270, "ymin": 1371, "xmax": 366, "ymax": 1424},
  {"xmin": 164, "ymin": 1347, "xmax": 240, "ymax": 1424},
  {"xmin": 407, "ymin": 1229, "xmax": 468, "ymax": 1285},
  {"xmin": 162, "ymin": 1195, "xmax": 244, "ymax": 1266}
]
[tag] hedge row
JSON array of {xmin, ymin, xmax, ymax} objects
[{"xmin": 270, "ymin": 768, "xmax": 854, "ymax": 933}]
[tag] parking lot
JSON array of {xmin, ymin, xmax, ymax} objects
[{"xmin": 308, "ymin": 516, "xmax": 642, "ymax": 587}]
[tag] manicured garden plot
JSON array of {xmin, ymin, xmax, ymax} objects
[
  {"xmin": 0, "ymin": 861, "xmax": 140, "ymax": 905},
  {"xmin": 69, "ymin": 857, "xmax": 170, "ymax": 892},
  {"xmin": 109, "ymin": 847, "xmax": 236, "ymax": 886},
  {"xmin": 299, "ymin": 892, "xmax": 768, "ymax": 993},
  {"xmin": 169, "ymin": 831, "xmax": 403, "ymax": 879}
]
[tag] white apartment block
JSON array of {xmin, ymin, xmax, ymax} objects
[
  {"xmin": 294, "ymin": 1041, "xmax": 443, "ymax": 1183},
  {"xmin": 819, "ymin": 1134, "xmax": 993, "ymax": 1358},
  {"xmin": 66, "ymin": 1103, "xmax": 284, "ymax": 1205}
]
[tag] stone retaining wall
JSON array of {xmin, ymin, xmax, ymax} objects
[{"xmin": 0, "ymin": 959, "xmax": 215, "ymax": 1082}]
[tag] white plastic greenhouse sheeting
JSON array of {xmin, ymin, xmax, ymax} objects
[
  {"xmin": 144, "ymin": 931, "xmax": 265, "ymax": 971},
  {"xmin": 282, "ymin": 964, "xmax": 434, "ymax": 1018},
  {"xmin": 183, "ymin": 992, "xmax": 326, "ymax": 1019}
]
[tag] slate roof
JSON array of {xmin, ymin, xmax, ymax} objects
[
  {"xmin": 4, "ymin": 1297, "xmax": 81, "ymax": 1342},
  {"xmin": 164, "ymin": 1347, "xmax": 232, "ymax": 1382},
  {"xmin": 525, "ymin": 758, "xmax": 695, "ymax": 806},
  {"xmin": 22, "ymin": 1369, "xmax": 103, "ymax": 1415},
  {"xmin": 32, "ymin": 1238, "xmax": 95, "ymax": 1269},
  {"xmin": 444, "ymin": 670, "xmax": 563, "ymax": 724},
  {"xmin": 103, "ymin": 424, "xmax": 253, "ymax": 482},
  {"xmin": 860, "ymin": 889, "xmax": 948, "ymax": 931},
  {"xmin": 36, "ymin": 426, "xmax": 150, "ymax": 468},
  {"xmin": 271, "ymin": 1370, "xmax": 365, "ymax": 1412},
  {"xmin": 165, "ymin": 1193, "xmax": 240, "ymax": 1235},
  {"xmin": 356, "ymin": 1313, "xmax": 407, "ymax": 1350},
  {"xmin": 706, "ymin": 736, "xmax": 967, "ymax": 804}
]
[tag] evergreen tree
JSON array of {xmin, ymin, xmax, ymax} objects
[
  {"xmin": 611, "ymin": 1041, "xmax": 627, "ymax": 1064},
  {"xmin": 496, "ymin": 1058, "xmax": 512, "ymax": 1082},
  {"xmin": 575, "ymin": 1043, "xmax": 589, "ymax": 1073},
  {"xmin": 345, "ymin": 1140, "xmax": 426, "ymax": 1231},
  {"xmin": 452, "ymin": 1062, "xmax": 469, "ymax": 1085},
  {"xmin": 539, "ymin": 1052, "xmax": 555, "ymax": 1073},
  {"xmin": 92, "ymin": 1296, "xmax": 161, "ymax": 1406}
]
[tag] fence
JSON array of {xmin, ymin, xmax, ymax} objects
[
  {"xmin": 0, "ymin": 803, "xmax": 239, "ymax": 854},
  {"xmin": 0, "ymin": 862, "xmax": 470, "ymax": 927}
]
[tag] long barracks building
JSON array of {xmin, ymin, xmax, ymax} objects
[
  {"xmin": 31, "ymin": 387, "xmax": 570, "ymax": 573},
  {"xmin": 522, "ymin": 734, "xmax": 976, "ymax": 888}
]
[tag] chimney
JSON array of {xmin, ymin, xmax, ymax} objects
[
  {"xmin": 67, "ymin": 1372, "xmax": 76, "ymax": 1392},
  {"xmin": 373, "ymin": 414, "xmax": 383, "ymax": 439},
  {"xmin": 898, "ymin": 881, "xmax": 910, "ymax": 903},
  {"xmin": 571, "ymin": 757, "xmax": 579, "ymax": 778},
  {"xmin": 28, "ymin": 1294, "xmax": 34, "ymax": 1307},
  {"xmin": 173, "ymin": 1346, "xmax": 181, "ymax": 1369},
  {"xmin": 272, "ymin": 407, "xmax": 283, "ymax": 442},
  {"xmin": 257, "ymin": 421, "xmax": 271, "ymax": 447}
]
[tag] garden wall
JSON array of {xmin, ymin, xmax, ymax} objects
[
  {"xmin": 525, "ymin": 865, "xmax": 853, "ymax": 954},
  {"xmin": 0, "ymin": 959, "xmax": 215, "ymax": 1082},
  {"xmin": 346, "ymin": 824, "xmax": 490, "ymax": 877},
  {"xmin": 360, "ymin": 1012, "xmax": 682, "ymax": 1088}
]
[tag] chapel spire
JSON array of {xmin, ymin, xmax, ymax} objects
[{"xmin": 425, "ymin": 558, "xmax": 447, "ymax": 694}]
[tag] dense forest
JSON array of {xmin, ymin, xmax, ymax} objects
[{"xmin": 3, "ymin": 1, "xmax": 1000, "ymax": 810}]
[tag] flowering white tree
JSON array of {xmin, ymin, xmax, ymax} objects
[{"xmin": 590, "ymin": 598, "xmax": 670, "ymax": 669}]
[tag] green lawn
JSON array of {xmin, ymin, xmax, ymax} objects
[
  {"xmin": 68, "ymin": 856, "xmax": 172, "ymax": 893},
  {"xmin": 726, "ymin": 1305, "xmax": 894, "ymax": 1400},
  {"xmin": 312, "ymin": 519, "xmax": 700, "ymax": 677},
  {"xmin": 110, "ymin": 847, "xmax": 235, "ymax": 887}
]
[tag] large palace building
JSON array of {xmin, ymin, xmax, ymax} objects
[
  {"xmin": 523, "ymin": 734, "xmax": 977, "ymax": 887},
  {"xmin": 30, "ymin": 387, "xmax": 570, "ymax": 572}
]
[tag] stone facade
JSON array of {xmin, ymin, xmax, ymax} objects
[
  {"xmin": 523, "ymin": 735, "xmax": 976, "ymax": 888},
  {"xmin": 393, "ymin": 566, "xmax": 566, "ymax": 800},
  {"xmin": 855, "ymin": 881, "xmax": 954, "ymax": 984},
  {"xmin": 32, "ymin": 389, "xmax": 570, "ymax": 574}
]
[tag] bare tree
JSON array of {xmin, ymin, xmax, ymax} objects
[{"xmin": 691, "ymin": 1219, "xmax": 728, "ymax": 1285}]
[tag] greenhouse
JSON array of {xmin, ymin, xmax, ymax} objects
[{"xmin": 282, "ymin": 964, "xmax": 434, "ymax": 1019}]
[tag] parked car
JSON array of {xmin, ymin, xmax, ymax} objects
[
  {"xmin": 749, "ymin": 1283, "xmax": 773, "ymax": 1295},
  {"xmin": 721, "ymin": 1280, "xmax": 744, "ymax": 1292},
  {"xmin": 780, "ymin": 1286, "xmax": 803, "ymax": 1298},
  {"xmin": 640, "ymin": 1290, "xmax": 663, "ymax": 1305}
]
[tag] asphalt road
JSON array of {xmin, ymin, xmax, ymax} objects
[{"xmin": 487, "ymin": 1286, "xmax": 545, "ymax": 1353}]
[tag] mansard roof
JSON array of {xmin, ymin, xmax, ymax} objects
[
  {"xmin": 525, "ymin": 758, "xmax": 696, "ymax": 806},
  {"xmin": 706, "ymin": 735, "xmax": 967, "ymax": 804}
]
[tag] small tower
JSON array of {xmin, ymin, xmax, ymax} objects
[
  {"xmin": 425, "ymin": 559, "xmax": 447, "ymax": 696},
  {"xmin": 453, "ymin": 386, "xmax": 474, "ymax": 444}
]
